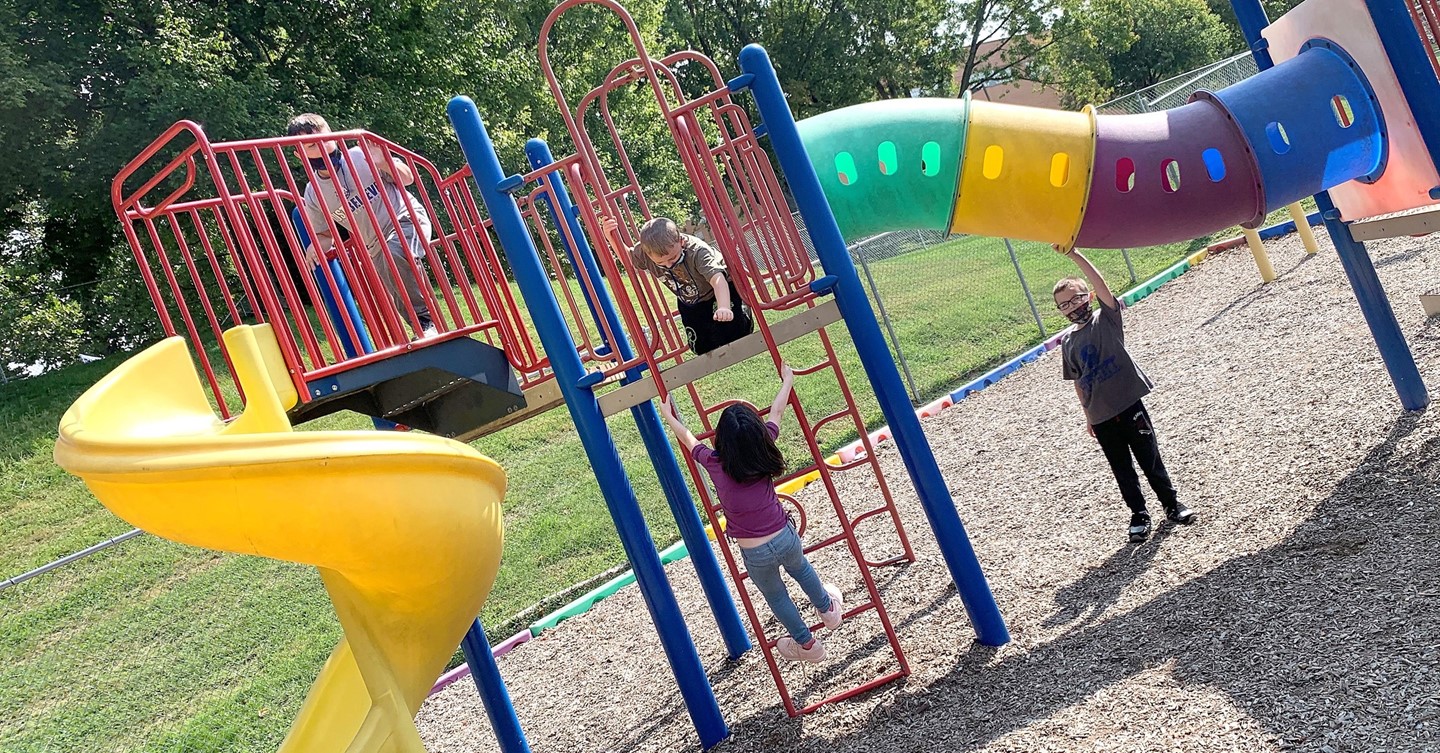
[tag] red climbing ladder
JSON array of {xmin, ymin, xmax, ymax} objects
[{"xmin": 536, "ymin": 0, "xmax": 916, "ymax": 715}]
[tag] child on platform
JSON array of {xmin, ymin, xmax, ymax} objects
[
  {"xmin": 1053, "ymin": 244, "xmax": 1196, "ymax": 543},
  {"xmin": 601, "ymin": 216, "xmax": 753, "ymax": 354},
  {"xmin": 657, "ymin": 366, "xmax": 843, "ymax": 662}
]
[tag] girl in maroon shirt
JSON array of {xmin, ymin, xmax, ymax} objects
[{"xmin": 659, "ymin": 365, "xmax": 843, "ymax": 663}]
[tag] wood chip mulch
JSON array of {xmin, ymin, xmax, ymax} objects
[{"xmin": 417, "ymin": 232, "xmax": 1440, "ymax": 753}]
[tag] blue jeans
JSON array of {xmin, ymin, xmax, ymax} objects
[{"xmin": 739, "ymin": 524, "xmax": 831, "ymax": 644}]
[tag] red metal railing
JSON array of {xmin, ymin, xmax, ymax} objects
[
  {"xmin": 1408, "ymin": 0, "xmax": 1440, "ymax": 79},
  {"xmin": 112, "ymin": 121, "xmax": 555, "ymax": 416},
  {"xmin": 538, "ymin": 0, "xmax": 916, "ymax": 716}
]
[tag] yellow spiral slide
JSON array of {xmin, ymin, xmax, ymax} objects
[{"xmin": 53, "ymin": 323, "xmax": 507, "ymax": 752}]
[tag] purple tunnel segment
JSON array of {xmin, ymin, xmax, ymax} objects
[
  {"xmin": 1197, "ymin": 40, "xmax": 1387, "ymax": 215},
  {"xmin": 1075, "ymin": 98, "xmax": 1266, "ymax": 249}
]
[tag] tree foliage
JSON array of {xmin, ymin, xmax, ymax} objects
[
  {"xmin": 1035, "ymin": 0, "xmax": 1233, "ymax": 107},
  {"xmin": 1202, "ymin": 0, "xmax": 1308, "ymax": 49},
  {"xmin": 0, "ymin": 0, "xmax": 1253, "ymax": 367},
  {"xmin": 952, "ymin": 0, "xmax": 1058, "ymax": 94},
  {"xmin": 665, "ymin": 0, "xmax": 972, "ymax": 116},
  {"xmin": 0, "ymin": 0, "xmax": 681, "ymax": 361}
]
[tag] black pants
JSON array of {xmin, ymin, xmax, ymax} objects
[
  {"xmin": 676, "ymin": 279, "xmax": 753, "ymax": 354},
  {"xmin": 1092, "ymin": 400, "xmax": 1179, "ymax": 514}
]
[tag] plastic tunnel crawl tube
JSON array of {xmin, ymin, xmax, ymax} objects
[
  {"xmin": 53, "ymin": 324, "xmax": 507, "ymax": 753},
  {"xmin": 798, "ymin": 41, "xmax": 1386, "ymax": 248}
]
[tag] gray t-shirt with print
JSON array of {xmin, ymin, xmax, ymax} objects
[
  {"xmin": 301, "ymin": 146, "xmax": 430, "ymax": 258},
  {"xmin": 1061, "ymin": 299, "xmax": 1154, "ymax": 424}
]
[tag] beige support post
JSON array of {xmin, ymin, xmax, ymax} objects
[
  {"xmin": 1287, "ymin": 202, "xmax": 1319, "ymax": 254},
  {"xmin": 1243, "ymin": 227, "xmax": 1277, "ymax": 283}
]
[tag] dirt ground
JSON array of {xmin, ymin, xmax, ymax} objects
[{"xmin": 416, "ymin": 231, "xmax": 1440, "ymax": 753}]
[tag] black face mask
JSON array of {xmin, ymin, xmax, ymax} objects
[{"xmin": 307, "ymin": 150, "xmax": 342, "ymax": 173}]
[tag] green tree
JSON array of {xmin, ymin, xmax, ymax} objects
[
  {"xmin": 666, "ymin": 0, "xmax": 971, "ymax": 116},
  {"xmin": 1036, "ymin": 0, "xmax": 1233, "ymax": 107},
  {"xmin": 953, "ymin": 0, "xmax": 1059, "ymax": 94},
  {"xmin": 0, "ymin": 214, "xmax": 86, "ymax": 371},
  {"xmin": 1203, "ymin": 0, "xmax": 1307, "ymax": 49},
  {"xmin": 0, "ymin": 0, "xmax": 695, "ymax": 357}
]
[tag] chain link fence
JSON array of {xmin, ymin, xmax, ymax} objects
[{"xmin": 1096, "ymin": 52, "xmax": 1258, "ymax": 114}]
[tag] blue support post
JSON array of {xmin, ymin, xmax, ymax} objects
[
  {"xmin": 524, "ymin": 138, "xmax": 751, "ymax": 660},
  {"xmin": 1229, "ymin": 0, "xmax": 1429, "ymax": 411},
  {"xmin": 736, "ymin": 45, "xmax": 1010, "ymax": 647},
  {"xmin": 448, "ymin": 96, "xmax": 729, "ymax": 749},
  {"xmin": 290, "ymin": 206, "xmax": 402, "ymax": 430},
  {"xmin": 1364, "ymin": 0, "xmax": 1440, "ymax": 180},
  {"xmin": 459, "ymin": 621, "xmax": 531, "ymax": 753},
  {"xmin": 312, "ymin": 259, "xmax": 374, "ymax": 358},
  {"xmin": 291, "ymin": 207, "xmax": 373, "ymax": 359}
]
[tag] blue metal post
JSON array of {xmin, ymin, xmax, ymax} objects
[
  {"xmin": 524, "ymin": 138, "xmax": 751, "ymax": 660},
  {"xmin": 459, "ymin": 621, "xmax": 531, "ymax": 753},
  {"xmin": 291, "ymin": 206, "xmax": 401, "ymax": 429},
  {"xmin": 1364, "ymin": 0, "xmax": 1440, "ymax": 180},
  {"xmin": 312, "ymin": 260, "xmax": 374, "ymax": 358},
  {"xmin": 736, "ymin": 45, "xmax": 1010, "ymax": 647},
  {"xmin": 448, "ymin": 96, "xmax": 729, "ymax": 749},
  {"xmin": 1229, "ymin": 0, "xmax": 1429, "ymax": 411},
  {"xmin": 291, "ymin": 206, "xmax": 372, "ymax": 359}
]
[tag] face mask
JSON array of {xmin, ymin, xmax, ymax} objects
[
  {"xmin": 308, "ymin": 150, "xmax": 342, "ymax": 173},
  {"xmin": 1065, "ymin": 296, "xmax": 1093, "ymax": 325}
]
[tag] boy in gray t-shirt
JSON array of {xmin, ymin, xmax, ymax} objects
[
  {"xmin": 1054, "ymin": 245, "xmax": 1195, "ymax": 543},
  {"xmin": 287, "ymin": 113, "xmax": 435, "ymax": 340}
]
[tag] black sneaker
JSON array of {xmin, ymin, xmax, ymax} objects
[
  {"xmin": 1164, "ymin": 502, "xmax": 1197, "ymax": 525},
  {"xmin": 1128, "ymin": 511, "xmax": 1153, "ymax": 543}
]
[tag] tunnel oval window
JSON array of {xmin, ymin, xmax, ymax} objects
[
  {"xmin": 1202, "ymin": 148, "xmax": 1227, "ymax": 182},
  {"xmin": 1331, "ymin": 94, "xmax": 1355, "ymax": 128},
  {"xmin": 921, "ymin": 141, "xmax": 942, "ymax": 176},
  {"xmin": 1266, "ymin": 122, "xmax": 1292, "ymax": 155},
  {"xmin": 878, "ymin": 141, "xmax": 898, "ymax": 175},
  {"xmin": 1050, "ymin": 152, "xmax": 1070, "ymax": 188},
  {"xmin": 982, "ymin": 145, "xmax": 1004, "ymax": 180},
  {"xmin": 1161, "ymin": 159, "xmax": 1181, "ymax": 193},
  {"xmin": 835, "ymin": 151, "xmax": 858, "ymax": 186},
  {"xmin": 1116, "ymin": 157, "xmax": 1136, "ymax": 193}
]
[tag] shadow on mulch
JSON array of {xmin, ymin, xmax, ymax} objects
[
  {"xmin": 782, "ymin": 411, "xmax": 1440, "ymax": 752},
  {"xmin": 1199, "ymin": 253, "xmax": 1319, "ymax": 330},
  {"xmin": 1042, "ymin": 527, "xmax": 1175, "ymax": 630},
  {"xmin": 609, "ymin": 411, "xmax": 1437, "ymax": 753}
]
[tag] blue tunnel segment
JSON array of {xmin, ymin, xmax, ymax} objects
[{"xmin": 1196, "ymin": 39, "xmax": 1387, "ymax": 217}]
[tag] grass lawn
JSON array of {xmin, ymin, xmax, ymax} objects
[{"xmin": 0, "ymin": 224, "xmax": 1240, "ymax": 751}]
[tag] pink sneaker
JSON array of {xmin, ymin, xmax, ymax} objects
[
  {"xmin": 776, "ymin": 636, "xmax": 827, "ymax": 663},
  {"xmin": 819, "ymin": 584, "xmax": 844, "ymax": 630}
]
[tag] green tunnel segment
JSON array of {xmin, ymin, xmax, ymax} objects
[{"xmin": 795, "ymin": 97, "xmax": 968, "ymax": 240}]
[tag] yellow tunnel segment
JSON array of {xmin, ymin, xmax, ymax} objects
[
  {"xmin": 949, "ymin": 100, "xmax": 1097, "ymax": 248},
  {"xmin": 53, "ymin": 324, "xmax": 507, "ymax": 753}
]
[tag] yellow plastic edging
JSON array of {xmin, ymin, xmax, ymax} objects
[{"xmin": 951, "ymin": 100, "xmax": 1097, "ymax": 247}]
